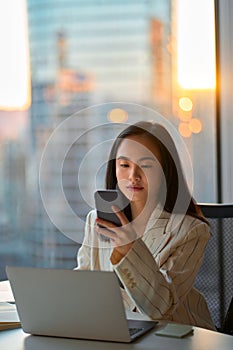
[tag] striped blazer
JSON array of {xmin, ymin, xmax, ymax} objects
[{"xmin": 77, "ymin": 208, "xmax": 216, "ymax": 330}]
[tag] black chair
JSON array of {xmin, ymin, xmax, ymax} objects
[
  {"xmin": 223, "ymin": 296, "xmax": 233, "ymax": 335},
  {"xmin": 195, "ymin": 203, "xmax": 233, "ymax": 335}
]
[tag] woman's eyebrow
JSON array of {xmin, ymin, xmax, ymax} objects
[
  {"xmin": 116, "ymin": 156, "xmax": 130, "ymax": 160},
  {"xmin": 116, "ymin": 156, "xmax": 156, "ymax": 161},
  {"xmin": 139, "ymin": 156, "xmax": 156, "ymax": 162}
]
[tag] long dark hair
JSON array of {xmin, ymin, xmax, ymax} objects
[{"xmin": 105, "ymin": 121, "xmax": 207, "ymax": 223}]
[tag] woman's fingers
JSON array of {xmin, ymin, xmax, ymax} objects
[
  {"xmin": 95, "ymin": 217, "xmax": 118, "ymax": 230},
  {"xmin": 111, "ymin": 205, "xmax": 129, "ymax": 226},
  {"xmin": 95, "ymin": 222, "xmax": 137, "ymax": 249},
  {"xmin": 95, "ymin": 208, "xmax": 137, "ymax": 247},
  {"xmin": 94, "ymin": 223, "xmax": 116, "ymax": 241}
]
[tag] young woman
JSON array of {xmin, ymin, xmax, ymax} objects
[{"xmin": 77, "ymin": 121, "xmax": 215, "ymax": 330}]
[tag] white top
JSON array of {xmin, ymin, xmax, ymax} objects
[{"xmin": 77, "ymin": 208, "xmax": 216, "ymax": 330}]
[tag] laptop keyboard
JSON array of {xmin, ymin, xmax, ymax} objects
[{"xmin": 129, "ymin": 327, "xmax": 144, "ymax": 336}]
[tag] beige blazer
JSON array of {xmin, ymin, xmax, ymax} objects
[{"xmin": 77, "ymin": 208, "xmax": 216, "ymax": 330}]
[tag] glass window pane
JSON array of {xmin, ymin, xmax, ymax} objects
[{"xmin": 0, "ymin": 0, "xmax": 216, "ymax": 279}]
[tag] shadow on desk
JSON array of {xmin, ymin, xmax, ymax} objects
[{"xmin": 24, "ymin": 332, "xmax": 151, "ymax": 350}]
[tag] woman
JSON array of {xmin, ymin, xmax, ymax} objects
[{"xmin": 77, "ymin": 121, "xmax": 215, "ymax": 330}]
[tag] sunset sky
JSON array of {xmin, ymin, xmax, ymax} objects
[
  {"xmin": 177, "ymin": 0, "xmax": 216, "ymax": 89},
  {"xmin": 0, "ymin": 0, "xmax": 215, "ymax": 113},
  {"xmin": 0, "ymin": 0, "xmax": 31, "ymax": 111}
]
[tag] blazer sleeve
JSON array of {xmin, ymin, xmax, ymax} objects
[{"xmin": 113, "ymin": 221, "xmax": 210, "ymax": 320}]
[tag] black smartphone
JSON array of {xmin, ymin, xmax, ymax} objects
[{"xmin": 94, "ymin": 190, "xmax": 132, "ymax": 226}]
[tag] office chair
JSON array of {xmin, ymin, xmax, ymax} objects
[{"xmin": 195, "ymin": 203, "xmax": 233, "ymax": 335}]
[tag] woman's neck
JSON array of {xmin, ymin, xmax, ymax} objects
[
  {"xmin": 130, "ymin": 201, "xmax": 144, "ymax": 220},
  {"xmin": 130, "ymin": 200, "xmax": 156, "ymax": 231}
]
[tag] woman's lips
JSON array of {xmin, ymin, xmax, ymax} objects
[{"xmin": 126, "ymin": 186, "xmax": 144, "ymax": 191}]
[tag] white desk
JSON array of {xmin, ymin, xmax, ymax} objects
[
  {"xmin": 0, "ymin": 323, "xmax": 233, "ymax": 350},
  {"xmin": 1, "ymin": 281, "xmax": 233, "ymax": 350}
]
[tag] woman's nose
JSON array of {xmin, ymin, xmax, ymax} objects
[{"xmin": 129, "ymin": 165, "xmax": 141, "ymax": 181}]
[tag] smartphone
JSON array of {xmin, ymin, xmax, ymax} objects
[{"xmin": 94, "ymin": 190, "xmax": 132, "ymax": 226}]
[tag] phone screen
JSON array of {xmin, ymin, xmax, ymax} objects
[{"xmin": 94, "ymin": 190, "xmax": 131, "ymax": 226}]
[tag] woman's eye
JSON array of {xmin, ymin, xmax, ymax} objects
[
  {"xmin": 141, "ymin": 164, "xmax": 152, "ymax": 169},
  {"xmin": 120, "ymin": 163, "xmax": 129, "ymax": 168}
]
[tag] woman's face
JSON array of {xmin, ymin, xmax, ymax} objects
[{"xmin": 115, "ymin": 134, "xmax": 163, "ymax": 208}]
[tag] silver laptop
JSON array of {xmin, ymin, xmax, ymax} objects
[{"xmin": 6, "ymin": 266, "xmax": 156, "ymax": 343}]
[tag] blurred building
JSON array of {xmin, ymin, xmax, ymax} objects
[
  {"xmin": 25, "ymin": 0, "xmax": 216, "ymax": 269},
  {"xmin": 26, "ymin": 0, "xmax": 173, "ymax": 268}
]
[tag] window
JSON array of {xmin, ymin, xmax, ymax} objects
[{"xmin": 0, "ymin": 0, "xmax": 221, "ymax": 279}]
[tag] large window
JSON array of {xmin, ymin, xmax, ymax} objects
[{"xmin": 0, "ymin": 0, "xmax": 221, "ymax": 279}]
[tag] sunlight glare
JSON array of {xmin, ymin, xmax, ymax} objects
[
  {"xmin": 0, "ymin": 0, "xmax": 31, "ymax": 110},
  {"xmin": 177, "ymin": 0, "xmax": 216, "ymax": 89}
]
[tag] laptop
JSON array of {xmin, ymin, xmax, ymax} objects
[{"xmin": 6, "ymin": 266, "xmax": 156, "ymax": 343}]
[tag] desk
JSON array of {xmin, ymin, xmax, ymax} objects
[
  {"xmin": 1, "ymin": 281, "xmax": 233, "ymax": 349},
  {"xmin": 0, "ymin": 324, "xmax": 233, "ymax": 350}
]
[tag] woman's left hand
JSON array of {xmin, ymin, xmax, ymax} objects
[{"xmin": 94, "ymin": 206, "xmax": 137, "ymax": 261}]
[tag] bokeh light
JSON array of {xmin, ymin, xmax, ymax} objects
[
  {"xmin": 178, "ymin": 122, "xmax": 192, "ymax": 138},
  {"xmin": 179, "ymin": 97, "xmax": 193, "ymax": 112},
  {"xmin": 189, "ymin": 118, "xmax": 202, "ymax": 133},
  {"xmin": 178, "ymin": 110, "xmax": 192, "ymax": 122},
  {"xmin": 108, "ymin": 108, "xmax": 128, "ymax": 123}
]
